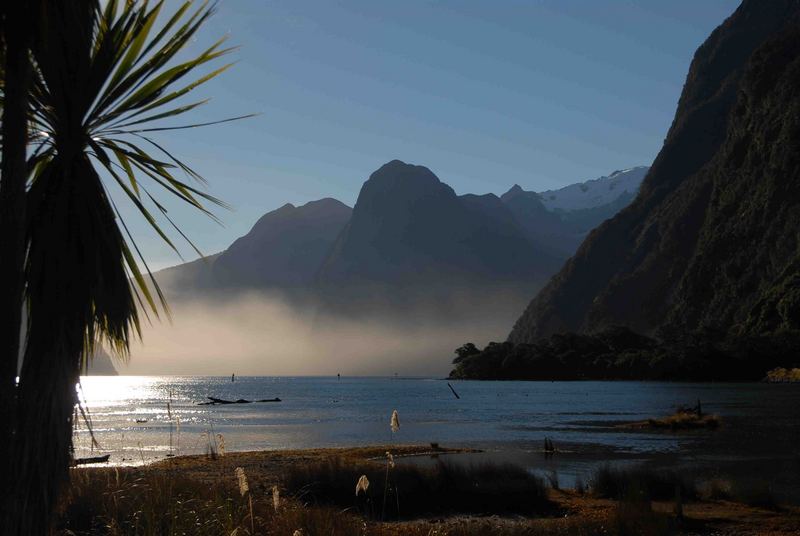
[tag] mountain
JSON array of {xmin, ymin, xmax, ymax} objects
[
  {"xmin": 509, "ymin": 0, "xmax": 800, "ymax": 345},
  {"xmin": 156, "ymin": 161, "xmax": 646, "ymax": 300},
  {"xmin": 215, "ymin": 198, "xmax": 351, "ymax": 288},
  {"xmin": 538, "ymin": 167, "xmax": 648, "ymax": 212},
  {"xmin": 317, "ymin": 160, "xmax": 561, "ymax": 288},
  {"xmin": 500, "ymin": 167, "xmax": 648, "ymax": 256},
  {"xmin": 156, "ymin": 198, "xmax": 351, "ymax": 295},
  {"xmin": 85, "ymin": 348, "xmax": 119, "ymax": 376},
  {"xmin": 500, "ymin": 184, "xmax": 572, "ymax": 256}
]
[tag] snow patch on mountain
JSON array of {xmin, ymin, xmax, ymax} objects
[{"xmin": 537, "ymin": 166, "xmax": 649, "ymax": 212}]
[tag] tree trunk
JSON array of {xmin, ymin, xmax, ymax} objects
[
  {"xmin": 11, "ymin": 319, "xmax": 83, "ymax": 535},
  {"xmin": 0, "ymin": 0, "xmax": 33, "ymax": 528}
]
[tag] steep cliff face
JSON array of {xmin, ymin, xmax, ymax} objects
[{"xmin": 510, "ymin": 0, "xmax": 800, "ymax": 342}]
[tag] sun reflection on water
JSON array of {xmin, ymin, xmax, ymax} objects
[{"xmin": 78, "ymin": 376, "xmax": 173, "ymax": 406}]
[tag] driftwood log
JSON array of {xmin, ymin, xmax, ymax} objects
[
  {"xmin": 197, "ymin": 396, "xmax": 281, "ymax": 406},
  {"xmin": 73, "ymin": 454, "xmax": 111, "ymax": 466}
]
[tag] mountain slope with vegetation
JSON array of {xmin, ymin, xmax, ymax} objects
[
  {"xmin": 453, "ymin": 0, "xmax": 800, "ymax": 381},
  {"xmin": 509, "ymin": 0, "xmax": 800, "ymax": 342}
]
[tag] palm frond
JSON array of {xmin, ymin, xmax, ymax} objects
[{"xmin": 29, "ymin": 0, "xmax": 248, "ymax": 350}]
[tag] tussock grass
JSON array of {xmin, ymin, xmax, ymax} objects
[
  {"xmin": 282, "ymin": 457, "xmax": 554, "ymax": 520},
  {"xmin": 590, "ymin": 465, "xmax": 697, "ymax": 502}
]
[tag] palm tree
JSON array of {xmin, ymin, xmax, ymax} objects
[{"xmin": 6, "ymin": 1, "xmax": 247, "ymax": 532}]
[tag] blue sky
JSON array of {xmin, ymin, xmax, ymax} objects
[{"xmin": 122, "ymin": 0, "xmax": 740, "ymax": 270}]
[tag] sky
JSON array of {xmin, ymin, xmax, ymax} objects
[{"xmin": 117, "ymin": 0, "xmax": 741, "ymax": 271}]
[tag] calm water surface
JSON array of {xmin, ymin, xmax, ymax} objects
[{"xmin": 74, "ymin": 377, "xmax": 800, "ymax": 500}]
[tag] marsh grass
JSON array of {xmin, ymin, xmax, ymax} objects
[
  {"xmin": 590, "ymin": 465, "xmax": 697, "ymax": 502},
  {"xmin": 730, "ymin": 481, "xmax": 782, "ymax": 511},
  {"xmin": 698, "ymin": 476, "xmax": 782, "ymax": 510},
  {"xmin": 700, "ymin": 477, "xmax": 734, "ymax": 501},
  {"xmin": 64, "ymin": 468, "xmax": 562, "ymax": 535},
  {"xmin": 574, "ymin": 475, "xmax": 586, "ymax": 495},
  {"xmin": 546, "ymin": 470, "xmax": 559, "ymax": 490},
  {"xmin": 202, "ymin": 429, "xmax": 220, "ymax": 460},
  {"xmin": 283, "ymin": 457, "xmax": 554, "ymax": 520},
  {"xmin": 61, "ymin": 467, "xmax": 372, "ymax": 536},
  {"xmin": 61, "ymin": 469, "xmax": 250, "ymax": 535},
  {"xmin": 58, "ymin": 465, "xmax": 738, "ymax": 536},
  {"xmin": 611, "ymin": 494, "xmax": 672, "ymax": 536}
]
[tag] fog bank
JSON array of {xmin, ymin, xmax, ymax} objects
[{"xmin": 120, "ymin": 291, "xmax": 522, "ymax": 376}]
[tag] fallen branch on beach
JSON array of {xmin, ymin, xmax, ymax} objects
[{"xmin": 197, "ymin": 396, "xmax": 282, "ymax": 405}]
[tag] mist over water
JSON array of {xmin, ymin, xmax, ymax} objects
[{"xmin": 123, "ymin": 289, "xmax": 529, "ymax": 376}]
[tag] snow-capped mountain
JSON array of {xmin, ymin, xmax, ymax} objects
[{"xmin": 537, "ymin": 166, "xmax": 649, "ymax": 212}]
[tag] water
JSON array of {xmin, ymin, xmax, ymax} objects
[{"xmin": 74, "ymin": 376, "xmax": 800, "ymax": 499}]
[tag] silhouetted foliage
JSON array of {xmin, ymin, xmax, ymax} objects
[{"xmin": 450, "ymin": 327, "xmax": 800, "ymax": 381}]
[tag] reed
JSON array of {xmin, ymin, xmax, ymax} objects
[
  {"xmin": 273, "ymin": 485, "xmax": 281, "ymax": 512},
  {"xmin": 235, "ymin": 467, "xmax": 254, "ymax": 535}
]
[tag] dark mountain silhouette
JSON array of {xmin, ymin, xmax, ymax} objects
[
  {"xmin": 153, "ymin": 159, "xmax": 645, "ymax": 329},
  {"xmin": 509, "ymin": 0, "xmax": 800, "ymax": 344},
  {"xmin": 215, "ymin": 198, "xmax": 351, "ymax": 288},
  {"xmin": 500, "ymin": 184, "xmax": 579, "ymax": 257},
  {"xmin": 317, "ymin": 160, "xmax": 560, "ymax": 287},
  {"xmin": 85, "ymin": 348, "xmax": 119, "ymax": 376},
  {"xmin": 156, "ymin": 198, "xmax": 351, "ymax": 295}
]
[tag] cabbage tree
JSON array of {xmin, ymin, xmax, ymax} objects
[{"xmin": 6, "ymin": 1, "xmax": 246, "ymax": 531}]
